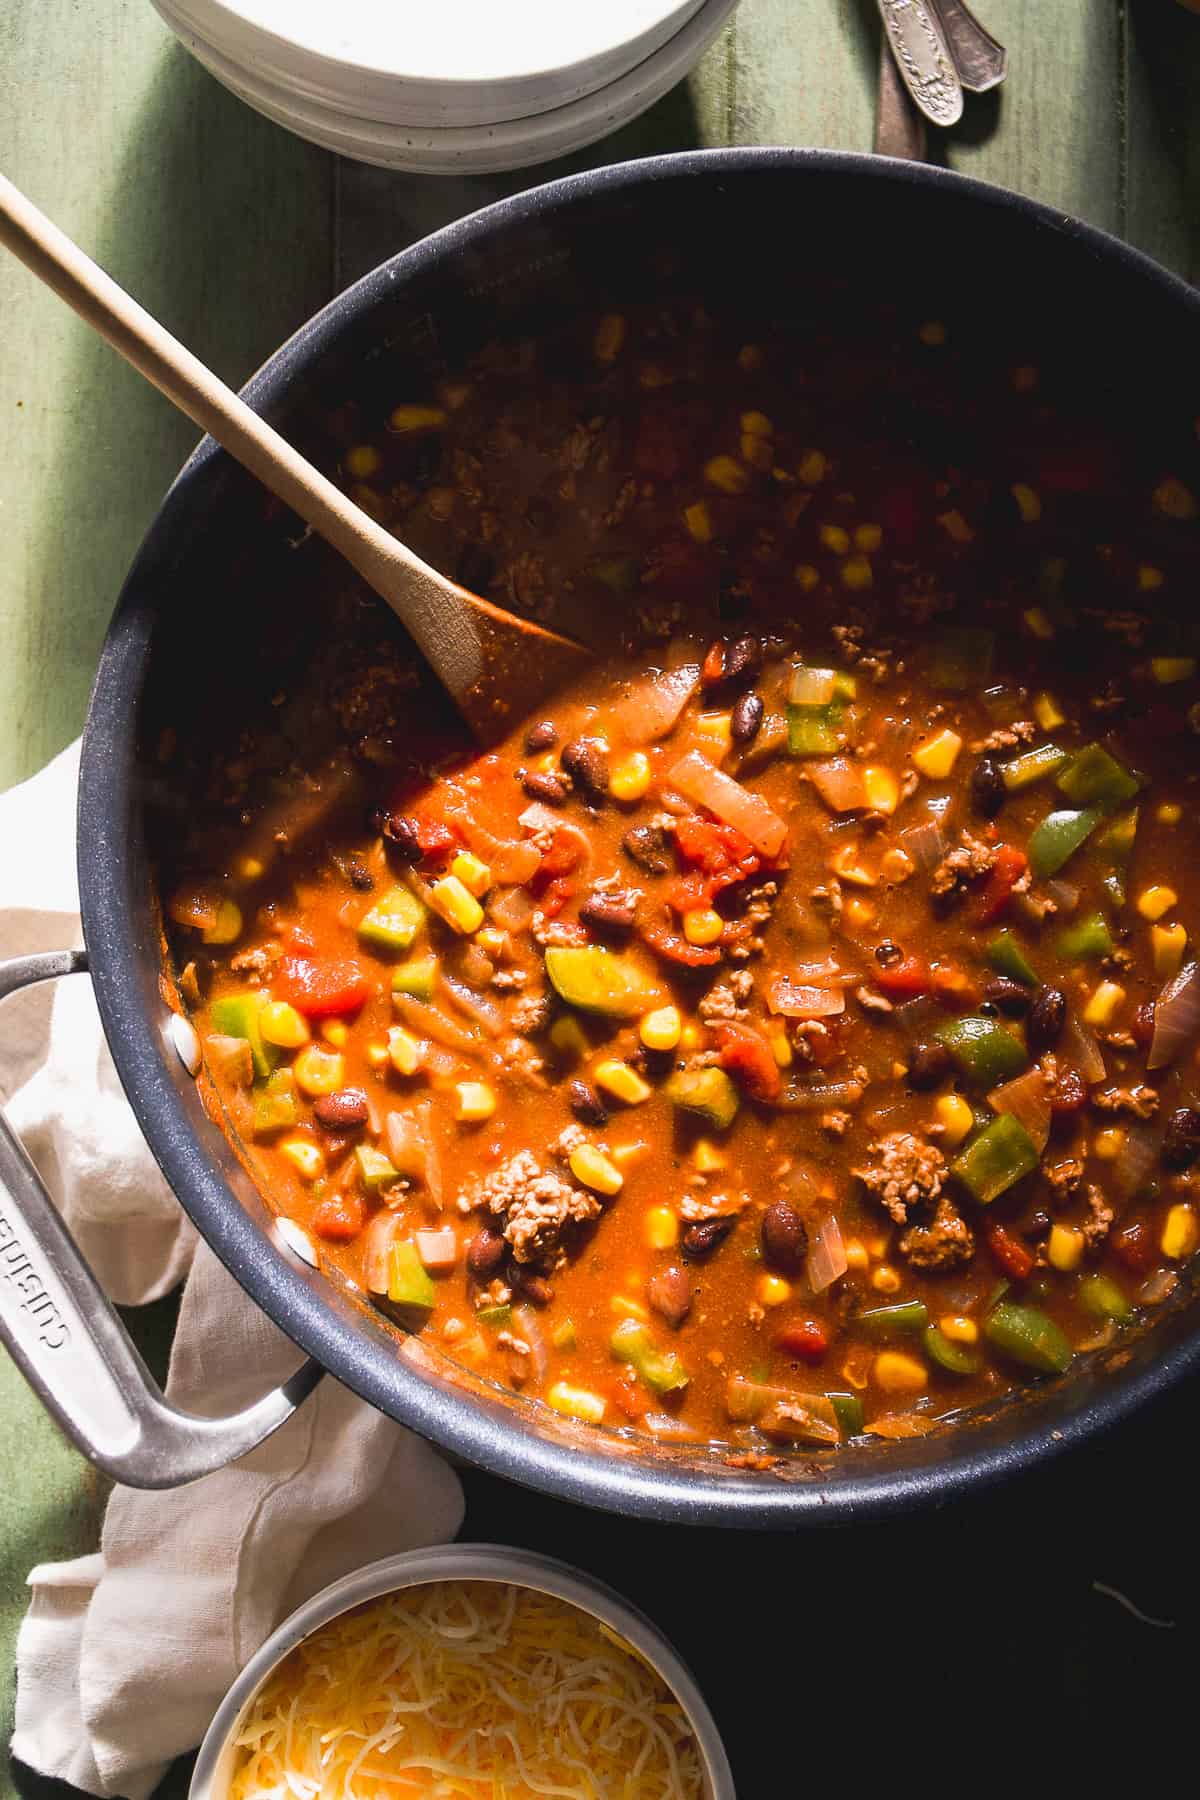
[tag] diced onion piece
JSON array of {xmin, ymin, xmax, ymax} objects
[
  {"xmin": 519, "ymin": 801, "xmax": 564, "ymax": 836},
  {"xmin": 415, "ymin": 1227, "xmax": 457, "ymax": 1272},
  {"xmin": 206, "ymin": 1032, "xmax": 254, "ymax": 1088},
  {"xmin": 1148, "ymin": 960, "xmax": 1200, "ymax": 1071},
  {"xmin": 898, "ymin": 816, "xmax": 948, "ymax": 872},
  {"xmin": 988, "ymin": 1067, "xmax": 1051, "ymax": 1151},
  {"xmin": 490, "ymin": 885, "xmax": 535, "ymax": 930},
  {"xmin": 808, "ymin": 757, "xmax": 868, "ymax": 813},
  {"xmin": 865, "ymin": 1413, "xmax": 937, "ymax": 1440},
  {"xmin": 1045, "ymin": 878, "xmax": 1080, "ymax": 916},
  {"xmin": 441, "ymin": 973, "xmax": 503, "ymax": 1036},
  {"xmin": 806, "ymin": 1215, "xmax": 849, "ymax": 1293},
  {"xmin": 364, "ymin": 1211, "xmax": 400, "ymax": 1294},
  {"xmin": 393, "ymin": 993, "xmax": 481, "ymax": 1053},
  {"xmin": 766, "ymin": 975, "xmax": 846, "ymax": 1018},
  {"xmin": 667, "ymin": 751, "xmax": 788, "ymax": 858},
  {"xmin": 1112, "ymin": 1125, "xmax": 1159, "ymax": 1202},
  {"xmin": 1062, "ymin": 1009, "xmax": 1107, "ymax": 1085},
  {"xmin": 788, "ymin": 665, "xmax": 838, "ymax": 705},
  {"xmin": 609, "ymin": 663, "xmax": 701, "ymax": 742},
  {"xmin": 384, "ymin": 1098, "xmax": 443, "ymax": 1206},
  {"xmin": 512, "ymin": 1304, "xmax": 549, "ymax": 1382},
  {"xmin": 780, "ymin": 1078, "xmax": 865, "ymax": 1111},
  {"xmin": 642, "ymin": 1412, "xmax": 702, "ymax": 1442}
]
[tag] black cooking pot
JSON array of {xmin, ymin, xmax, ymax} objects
[{"xmin": 3, "ymin": 150, "xmax": 1199, "ymax": 1524}]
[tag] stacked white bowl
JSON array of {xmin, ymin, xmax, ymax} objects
[{"xmin": 152, "ymin": 0, "xmax": 739, "ymax": 174}]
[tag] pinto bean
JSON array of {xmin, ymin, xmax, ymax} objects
[
  {"xmin": 647, "ymin": 1266, "xmax": 693, "ymax": 1328},
  {"xmin": 466, "ymin": 1226, "xmax": 506, "ymax": 1278},
  {"xmin": 312, "ymin": 1089, "xmax": 369, "ymax": 1130},
  {"xmin": 760, "ymin": 1201, "xmax": 808, "ymax": 1273}
]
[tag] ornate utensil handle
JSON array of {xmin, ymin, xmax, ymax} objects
[
  {"xmin": 931, "ymin": 0, "xmax": 1008, "ymax": 94},
  {"xmin": 876, "ymin": 0, "xmax": 964, "ymax": 127}
]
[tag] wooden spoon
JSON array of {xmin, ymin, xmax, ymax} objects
[{"xmin": 0, "ymin": 172, "xmax": 589, "ymax": 741}]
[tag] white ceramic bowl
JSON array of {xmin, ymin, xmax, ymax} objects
[{"xmin": 189, "ymin": 1545, "xmax": 736, "ymax": 1800}]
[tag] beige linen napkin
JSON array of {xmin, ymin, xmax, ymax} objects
[{"xmin": 2, "ymin": 745, "xmax": 465, "ymax": 1798}]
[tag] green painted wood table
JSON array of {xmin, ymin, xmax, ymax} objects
[{"xmin": 2, "ymin": 3, "xmax": 1199, "ymax": 1794}]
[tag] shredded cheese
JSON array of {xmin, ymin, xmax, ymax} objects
[{"xmin": 229, "ymin": 1581, "xmax": 705, "ymax": 1799}]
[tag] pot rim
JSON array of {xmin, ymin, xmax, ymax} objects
[{"xmin": 79, "ymin": 148, "xmax": 1200, "ymax": 1525}]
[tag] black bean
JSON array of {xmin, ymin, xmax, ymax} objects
[
  {"xmin": 971, "ymin": 757, "xmax": 1006, "ymax": 818},
  {"xmin": 647, "ymin": 1266, "xmax": 693, "ymax": 1328},
  {"xmin": 524, "ymin": 720, "xmax": 558, "ymax": 753},
  {"xmin": 909, "ymin": 1041, "xmax": 952, "ymax": 1090},
  {"xmin": 579, "ymin": 892, "xmax": 637, "ymax": 937},
  {"xmin": 521, "ymin": 769, "xmax": 568, "ymax": 805},
  {"xmin": 466, "ymin": 1227, "xmax": 506, "ymax": 1278},
  {"xmin": 568, "ymin": 1080, "xmax": 609, "ymax": 1127},
  {"xmin": 1026, "ymin": 1210, "xmax": 1053, "ymax": 1241},
  {"xmin": 681, "ymin": 1216, "xmax": 736, "ymax": 1261},
  {"xmin": 984, "ymin": 977, "xmax": 1032, "ymax": 1016},
  {"xmin": 1028, "ymin": 985, "xmax": 1067, "ymax": 1051},
  {"xmin": 874, "ymin": 940, "xmax": 904, "ymax": 968},
  {"xmin": 1162, "ymin": 1107, "xmax": 1200, "ymax": 1171},
  {"xmin": 760, "ymin": 1201, "xmax": 808, "ymax": 1273},
  {"xmin": 731, "ymin": 691, "xmax": 764, "ymax": 744},
  {"xmin": 312, "ymin": 1089, "xmax": 369, "ymax": 1131},
  {"xmin": 560, "ymin": 737, "xmax": 610, "ymax": 802}
]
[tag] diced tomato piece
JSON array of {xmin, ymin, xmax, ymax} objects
[
  {"xmin": 929, "ymin": 963, "xmax": 978, "ymax": 1011},
  {"xmin": 312, "ymin": 1194, "xmax": 365, "ymax": 1243},
  {"xmin": 1048, "ymin": 1065, "xmax": 1088, "ymax": 1118},
  {"xmin": 539, "ymin": 875, "xmax": 576, "ymax": 919},
  {"xmin": 533, "ymin": 831, "xmax": 583, "ymax": 884},
  {"xmin": 412, "ymin": 817, "xmax": 460, "ymax": 864},
  {"xmin": 775, "ymin": 1318, "xmax": 829, "ymax": 1361},
  {"xmin": 715, "ymin": 1023, "xmax": 782, "ymax": 1103},
  {"xmin": 666, "ymin": 872, "xmax": 712, "ymax": 916},
  {"xmin": 803, "ymin": 1013, "xmax": 850, "ymax": 1068},
  {"xmin": 642, "ymin": 918, "xmax": 722, "ymax": 967},
  {"xmin": 675, "ymin": 814, "xmax": 761, "ymax": 877},
  {"xmin": 275, "ymin": 955, "xmax": 372, "ymax": 1018},
  {"xmin": 976, "ymin": 845, "xmax": 1028, "ymax": 925},
  {"xmin": 701, "ymin": 642, "xmax": 726, "ymax": 686},
  {"xmin": 986, "ymin": 1221, "xmax": 1035, "ymax": 1282},
  {"xmin": 1112, "ymin": 1219, "xmax": 1158, "ymax": 1274},
  {"xmin": 609, "ymin": 1373, "xmax": 648, "ymax": 1421},
  {"xmin": 874, "ymin": 954, "xmax": 931, "ymax": 999}
]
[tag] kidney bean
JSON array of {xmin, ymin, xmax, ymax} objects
[
  {"xmin": 369, "ymin": 809, "xmax": 423, "ymax": 864},
  {"xmin": 579, "ymin": 892, "xmax": 637, "ymax": 937},
  {"xmin": 521, "ymin": 769, "xmax": 568, "ymax": 805},
  {"xmin": 731, "ymin": 691, "xmax": 764, "ymax": 743},
  {"xmin": 725, "ymin": 635, "xmax": 763, "ymax": 686},
  {"xmin": 984, "ymin": 977, "xmax": 1032, "ymax": 1016},
  {"xmin": 524, "ymin": 720, "xmax": 558, "ymax": 753},
  {"xmin": 312, "ymin": 1089, "xmax": 369, "ymax": 1130},
  {"xmin": 760, "ymin": 1200, "xmax": 808, "ymax": 1272},
  {"xmin": 560, "ymin": 737, "xmax": 610, "ymax": 803},
  {"xmin": 466, "ymin": 1226, "xmax": 506, "ymax": 1277},
  {"xmin": 1132, "ymin": 1000, "xmax": 1156, "ymax": 1050},
  {"xmin": 1028, "ymin": 985, "xmax": 1067, "ymax": 1051},
  {"xmin": 971, "ymin": 757, "xmax": 1006, "ymax": 818},
  {"xmin": 647, "ymin": 1266, "xmax": 693, "ymax": 1328},
  {"xmin": 568, "ymin": 1080, "xmax": 609, "ymax": 1127},
  {"xmin": 681, "ymin": 1216, "xmax": 736, "ymax": 1261},
  {"xmin": 1162, "ymin": 1106, "xmax": 1200, "ymax": 1171},
  {"xmin": 908, "ymin": 1041, "xmax": 952, "ymax": 1090},
  {"xmin": 623, "ymin": 823, "xmax": 670, "ymax": 875},
  {"xmin": 874, "ymin": 940, "xmax": 904, "ymax": 968},
  {"xmin": 510, "ymin": 1265, "xmax": 554, "ymax": 1305}
]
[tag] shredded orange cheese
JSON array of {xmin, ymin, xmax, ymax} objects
[{"xmin": 229, "ymin": 1580, "xmax": 705, "ymax": 1799}]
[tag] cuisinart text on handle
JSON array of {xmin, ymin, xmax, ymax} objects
[{"xmin": 0, "ymin": 1208, "xmax": 70, "ymax": 1350}]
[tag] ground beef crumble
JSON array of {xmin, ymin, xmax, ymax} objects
[
  {"xmin": 854, "ymin": 1131, "xmax": 947, "ymax": 1224},
  {"xmin": 1092, "ymin": 1083, "xmax": 1159, "ymax": 1119},
  {"xmin": 930, "ymin": 829, "xmax": 999, "ymax": 901},
  {"xmin": 971, "ymin": 720, "xmax": 1036, "ymax": 752},
  {"xmin": 898, "ymin": 1196, "xmax": 975, "ymax": 1271},
  {"xmin": 699, "ymin": 969, "xmax": 755, "ymax": 1022},
  {"xmin": 456, "ymin": 1150, "xmax": 600, "ymax": 1268}
]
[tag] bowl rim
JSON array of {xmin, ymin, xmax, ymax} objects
[
  {"xmin": 80, "ymin": 148, "xmax": 1200, "ymax": 1527},
  {"xmin": 187, "ymin": 1543, "xmax": 736, "ymax": 1800}
]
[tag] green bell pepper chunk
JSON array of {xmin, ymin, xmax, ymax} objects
[
  {"xmin": 1077, "ymin": 1273, "xmax": 1133, "ymax": 1323},
  {"xmin": 827, "ymin": 1392, "xmax": 865, "ymax": 1438},
  {"xmin": 663, "ymin": 1066, "xmax": 740, "ymax": 1129},
  {"xmin": 935, "ymin": 1014, "xmax": 1027, "ymax": 1087},
  {"xmin": 1002, "ymin": 743, "xmax": 1068, "ymax": 791},
  {"xmin": 786, "ymin": 702, "xmax": 844, "ymax": 756},
  {"xmin": 391, "ymin": 955, "xmax": 438, "ymax": 1001},
  {"xmin": 1055, "ymin": 742, "xmax": 1141, "ymax": 812},
  {"xmin": 355, "ymin": 1144, "xmax": 398, "ymax": 1192},
  {"xmin": 610, "ymin": 1318, "xmax": 689, "ymax": 1396},
  {"xmin": 952, "ymin": 1113, "xmax": 1039, "ymax": 1204},
  {"xmin": 856, "ymin": 1301, "xmax": 929, "ymax": 1338},
  {"xmin": 986, "ymin": 930, "xmax": 1039, "ymax": 986},
  {"xmin": 1054, "ymin": 910, "xmax": 1114, "ymax": 962},
  {"xmin": 983, "ymin": 1300, "xmax": 1073, "ymax": 1374},
  {"xmin": 923, "ymin": 1324, "xmax": 983, "ymax": 1376},
  {"xmin": 1095, "ymin": 807, "xmax": 1139, "ymax": 864},
  {"xmin": 252, "ymin": 1068, "xmax": 297, "ymax": 1136},
  {"xmin": 211, "ymin": 992, "xmax": 277, "ymax": 1080},
  {"xmin": 476, "ymin": 1304, "xmax": 512, "ymax": 1330},
  {"xmin": 357, "ymin": 884, "xmax": 426, "ymax": 954},
  {"xmin": 929, "ymin": 627, "xmax": 995, "ymax": 691},
  {"xmin": 1027, "ymin": 807, "xmax": 1102, "ymax": 877}
]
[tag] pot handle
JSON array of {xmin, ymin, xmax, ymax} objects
[{"xmin": 0, "ymin": 949, "xmax": 323, "ymax": 1488}]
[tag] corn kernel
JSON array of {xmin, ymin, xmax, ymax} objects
[
  {"xmin": 844, "ymin": 1237, "xmax": 869, "ymax": 1272},
  {"xmin": 765, "ymin": 1022, "xmax": 793, "ymax": 1070},
  {"xmin": 1033, "ymin": 691, "xmax": 1065, "ymax": 730},
  {"xmin": 794, "ymin": 563, "xmax": 821, "ymax": 591},
  {"xmin": 696, "ymin": 712, "xmax": 733, "ymax": 758},
  {"xmin": 594, "ymin": 313, "xmax": 626, "ymax": 362},
  {"xmin": 477, "ymin": 927, "xmax": 506, "ymax": 956},
  {"xmin": 863, "ymin": 765, "xmax": 900, "ymax": 815},
  {"xmin": 547, "ymin": 1381, "xmax": 606, "ymax": 1424},
  {"xmin": 259, "ymin": 1001, "xmax": 310, "ymax": 1049},
  {"xmin": 644, "ymin": 1206, "xmax": 679, "ymax": 1250},
  {"xmin": 610, "ymin": 747, "xmax": 652, "ymax": 803},
  {"xmin": 692, "ymin": 1137, "xmax": 726, "ymax": 1172},
  {"xmin": 365, "ymin": 1041, "xmax": 389, "ymax": 1070},
  {"xmin": 428, "ymin": 874, "xmax": 484, "ymax": 935},
  {"xmin": 741, "ymin": 432, "xmax": 774, "ymax": 471},
  {"xmin": 683, "ymin": 501, "xmax": 713, "ymax": 544},
  {"xmin": 1046, "ymin": 1224, "xmax": 1084, "ymax": 1271},
  {"xmin": 1023, "ymin": 606, "xmax": 1055, "ymax": 639},
  {"xmin": 1162, "ymin": 1203, "xmax": 1199, "ymax": 1260},
  {"xmin": 640, "ymin": 1005, "xmax": 682, "ymax": 1052},
  {"xmin": 611, "ymin": 1141, "xmax": 648, "ymax": 1167},
  {"xmin": 570, "ymin": 1143, "xmax": 623, "ymax": 1196},
  {"xmin": 844, "ymin": 896, "xmax": 876, "ymax": 929},
  {"xmin": 345, "ymin": 444, "xmax": 381, "ymax": 479},
  {"xmin": 387, "ymin": 1026, "xmax": 424, "ymax": 1077},
  {"xmin": 1083, "ymin": 981, "xmax": 1126, "ymax": 1027},
  {"xmin": 1157, "ymin": 802, "xmax": 1182, "ymax": 825},
  {"xmin": 827, "ymin": 843, "xmax": 876, "ymax": 888},
  {"xmin": 874, "ymin": 1351, "xmax": 927, "ymax": 1394},
  {"xmin": 705, "ymin": 455, "xmax": 749, "ymax": 495},
  {"xmin": 293, "ymin": 1045, "xmax": 346, "ymax": 1098},
  {"xmin": 854, "ymin": 523, "xmax": 882, "ymax": 552},
  {"xmin": 1137, "ymin": 563, "xmax": 1164, "ymax": 592},
  {"xmin": 279, "ymin": 1138, "xmax": 324, "ymax": 1181},
  {"xmin": 683, "ymin": 908, "xmax": 724, "ymax": 946},
  {"xmin": 321, "ymin": 1019, "xmax": 349, "ymax": 1048},
  {"xmin": 236, "ymin": 855, "xmax": 266, "ymax": 881},
  {"xmin": 454, "ymin": 1080, "xmax": 496, "ymax": 1122},
  {"xmin": 202, "ymin": 899, "xmax": 242, "ymax": 945},
  {"xmin": 738, "ymin": 343, "xmax": 764, "ymax": 371},
  {"xmin": 1011, "ymin": 482, "xmax": 1042, "ymax": 523},
  {"xmin": 881, "ymin": 847, "xmax": 916, "ymax": 884},
  {"xmin": 937, "ymin": 509, "xmax": 974, "ymax": 543},
  {"xmin": 1152, "ymin": 921, "xmax": 1187, "ymax": 978},
  {"xmin": 611, "ymin": 1294, "xmax": 649, "ymax": 1321},
  {"xmin": 940, "ymin": 1314, "xmax": 978, "ymax": 1345},
  {"xmin": 871, "ymin": 1264, "xmax": 901, "ymax": 1293},
  {"xmin": 1092, "ymin": 1127, "xmax": 1126, "ymax": 1162},
  {"xmin": 679, "ymin": 1022, "xmax": 703, "ymax": 1051},
  {"xmin": 819, "ymin": 523, "xmax": 850, "ymax": 555},
  {"xmin": 758, "ymin": 1274, "xmax": 792, "ymax": 1308},
  {"xmin": 935, "ymin": 1094, "xmax": 974, "ymax": 1147},
  {"xmin": 450, "ymin": 851, "xmax": 491, "ymax": 897},
  {"xmin": 1137, "ymin": 885, "xmax": 1178, "ymax": 921},
  {"xmin": 1152, "ymin": 476, "xmax": 1197, "ymax": 521},
  {"xmin": 740, "ymin": 410, "xmax": 772, "ymax": 438},
  {"xmin": 1150, "ymin": 657, "xmax": 1196, "ymax": 686},
  {"xmin": 594, "ymin": 1059, "xmax": 653, "ymax": 1105},
  {"xmin": 389, "ymin": 404, "xmax": 447, "ymax": 434},
  {"xmin": 797, "ymin": 449, "xmax": 828, "ymax": 485},
  {"xmin": 913, "ymin": 728, "xmax": 963, "ymax": 780},
  {"xmin": 918, "ymin": 320, "xmax": 947, "ymax": 346},
  {"xmin": 840, "ymin": 554, "xmax": 873, "ymax": 591}
]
